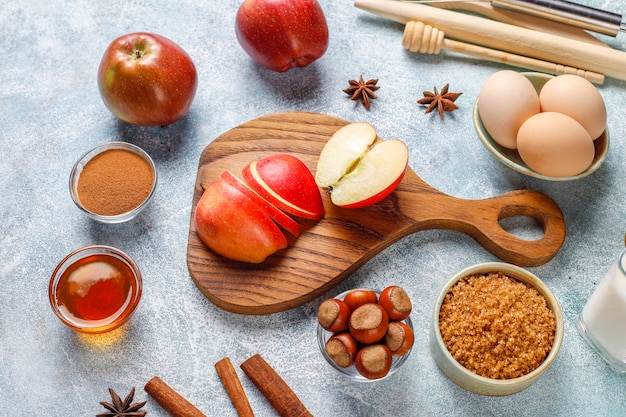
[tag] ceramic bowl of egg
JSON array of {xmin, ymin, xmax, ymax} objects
[
  {"xmin": 474, "ymin": 71, "xmax": 609, "ymax": 181},
  {"xmin": 430, "ymin": 262, "xmax": 564, "ymax": 396},
  {"xmin": 316, "ymin": 286, "xmax": 414, "ymax": 382}
]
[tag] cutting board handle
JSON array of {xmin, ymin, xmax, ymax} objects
[
  {"xmin": 405, "ymin": 187, "xmax": 566, "ymax": 267},
  {"xmin": 470, "ymin": 189, "xmax": 565, "ymax": 266}
]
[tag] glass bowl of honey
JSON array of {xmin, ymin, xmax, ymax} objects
[{"xmin": 48, "ymin": 245, "xmax": 142, "ymax": 334}]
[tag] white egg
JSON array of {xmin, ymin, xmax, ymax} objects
[
  {"xmin": 478, "ymin": 70, "xmax": 540, "ymax": 149},
  {"xmin": 539, "ymin": 74, "xmax": 607, "ymax": 140},
  {"xmin": 517, "ymin": 112, "xmax": 594, "ymax": 177}
]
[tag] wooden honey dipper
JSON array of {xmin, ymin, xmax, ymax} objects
[{"xmin": 402, "ymin": 20, "xmax": 605, "ymax": 84}]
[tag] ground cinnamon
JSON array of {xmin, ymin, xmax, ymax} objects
[
  {"xmin": 77, "ymin": 148, "xmax": 154, "ymax": 216},
  {"xmin": 144, "ymin": 376, "xmax": 207, "ymax": 417}
]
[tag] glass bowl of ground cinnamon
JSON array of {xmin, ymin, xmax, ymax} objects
[
  {"xmin": 69, "ymin": 142, "xmax": 157, "ymax": 223},
  {"xmin": 430, "ymin": 262, "xmax": 563, "ymax": 396}
]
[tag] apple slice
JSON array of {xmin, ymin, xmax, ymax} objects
[
  {"xmin": 220, "ymin": 170, "xmax": 300, "ymax": 237},
  {"xmin": 315, "ymin": 122, "xmax": 409, "ymax": 208},
  {"xmin": 242, "ymin": 154, "xmax": 325, "ymax": 220},
  {"xmin": 194, "ymin": 178, "xmax": 287, "ymax": 263}
]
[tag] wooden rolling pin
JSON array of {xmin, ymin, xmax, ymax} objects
[
  {"xmin": 402, "ymin": 20, "xmax": 605, "ymax": 84},
  {"xmin": 427, "ymin": 0, "xmax": 609, "ymax": 46},
  {"xmin": 354, "ymin": 0, "xmax": 626, "ymax": 81}
]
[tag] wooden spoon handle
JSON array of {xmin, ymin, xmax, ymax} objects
[{"xmin": 404, "ymin": 188, "xmax": 566, "ymax": 267}]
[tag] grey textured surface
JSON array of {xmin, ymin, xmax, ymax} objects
[{"xmin": 1, "ymin": 0, "xmax": 625, "ymax": 415}]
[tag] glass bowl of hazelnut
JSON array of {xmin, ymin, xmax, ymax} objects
[
  {"xmin": 431, "ymin": 262, "xmax": 564, "ymax": 396},
  {"xmin": 316, "ymin": 286, "xmax": 414, "ymax": 382}
]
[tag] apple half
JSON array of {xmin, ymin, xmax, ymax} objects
[
  {"xmin": 194, "ymin": 178, "xmax": 288, "ymax": 263},
  {"xmin": 315, "ymin": 122, "xmax": 409, "ymax": 208},
  {"xmin": 220, "ymin": 170, "xmax": 300, "ymax": 237},
  {"xmin": 242, "ymin": 154, "xmax": 325, "ymax": 220}
]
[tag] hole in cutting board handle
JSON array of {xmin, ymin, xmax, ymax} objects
[{"xmin": 499, "ymin": 215, "xmax": 544, "ymax": 241}]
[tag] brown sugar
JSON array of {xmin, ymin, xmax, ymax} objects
[
  {"xmin": 438, "ymin": 272, "xmax": 556, "ymax": 379},
  {"xmin": 77, "ymin": 148, "xmax": 155, "ymax": 216}
]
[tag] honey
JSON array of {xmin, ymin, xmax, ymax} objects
[{"xmin": 49, "ymin": 246, "xmax": 142, "ymax": 334}]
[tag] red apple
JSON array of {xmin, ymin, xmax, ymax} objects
[
  {"xmin": 98, "ymin": 32, "xmax": 198, "ymax": 126},
  {"xmin": 315, "ymin": 123, "xmax": 409, "ymax": 208},
  {"xmin": 242, "ymin": 154, "xmax": 325, "ymax": 219},
  {"xmin": 220, "ymin": 170, "xmax": 301, "ymax": 237},
  {"xmin": 235, "ymin": 0, "xmax": 329, "ymax": 72},
  {"xmin": 194, "ymin": 178, "xmax": 287, "ymax": 263}
]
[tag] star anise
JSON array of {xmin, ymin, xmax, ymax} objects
[
  {"xmin": 343, "ymin": 75, "xmax": 380, "ymax": 109},
  {"xmin": 97, "ymin": 387, "xmax": 147, "ymax": 417},
  {"xmin": 417, "ymin": 84, "xmax": 462, "ymax": 119}
]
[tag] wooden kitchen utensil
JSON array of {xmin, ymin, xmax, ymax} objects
[
  {"xmin": 403, "ymin": 0, "xmax": 624, "ymax": 39},
  {"xmin": 402, "ymin": 20, "xmax": 605, "ymax": 84},
  {"xmin": 355, "ymin": 0, "xmax": 626, "ymax": 81},
  {"xmin": 422, "ymin": 0, "xmax": 611, "ymax": 45},
  {"xmin": 187, "ymin": 112, "xmax": 566, "ymax": 315}
]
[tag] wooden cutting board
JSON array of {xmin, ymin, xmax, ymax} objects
[{"xmin": 187, "ymin": 112, "xmax": 566, "ymax": 315}]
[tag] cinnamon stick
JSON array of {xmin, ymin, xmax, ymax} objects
[
  {"xmin": 144, "ymin": 376, "xmax": 207, "ymax": 417},
  {"xmin": 215, "ymin": 357, "xmax": 255, "ymax": 417},
  {"xmin": 240, "ymin": 354, "xmax": 312, "ymax": 417}
]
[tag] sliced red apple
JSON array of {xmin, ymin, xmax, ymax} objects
[
  {"xmin": 242, "ymin": 154, "xmax": 325, "ymax": 220},
  {"xmin": 314, "ymin": 122, "xmax": 378, "ymax": 187},
  {"xmin": 194, "ymin": 178, "xmax": 288, "ymax": 263},
  {"xmin": 220, "ymin": 170, "xmax": 300, "ymax": 237},
  {"xmin": 315, "ymin": 122, "xmax": 409, "ymax": 208}
]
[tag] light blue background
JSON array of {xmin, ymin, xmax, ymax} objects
[{"xmin": 1, "ymin": 0, "xmax": 625, "ymax": 415}]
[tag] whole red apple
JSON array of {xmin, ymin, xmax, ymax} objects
[
  {"xmin": 98, "ymin": 32, "xmax": 198, "ymax": 126},
  {"xmin": 235, "ymin": 0, "xmax": 329, "ymax": 72}
]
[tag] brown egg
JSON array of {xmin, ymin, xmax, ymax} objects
[
  {"xmin": 517, "ymin": 112, "xmax": 594, "ymax": 177},
  {"xmin": 478, "ymin": 70, "xmax": 540, "ymax": 149},
  {"xmin": 539, "ymin": 74, "xmax": 607, "ymax": 140}
]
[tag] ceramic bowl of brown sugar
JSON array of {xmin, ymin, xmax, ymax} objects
[
  {"xmin": 430, "ymin": 262, "xmax": 563, "ymax": 396},
  {"xmin": 69, "ymin": 142, "xmax": 157, "ymax": 223}
]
